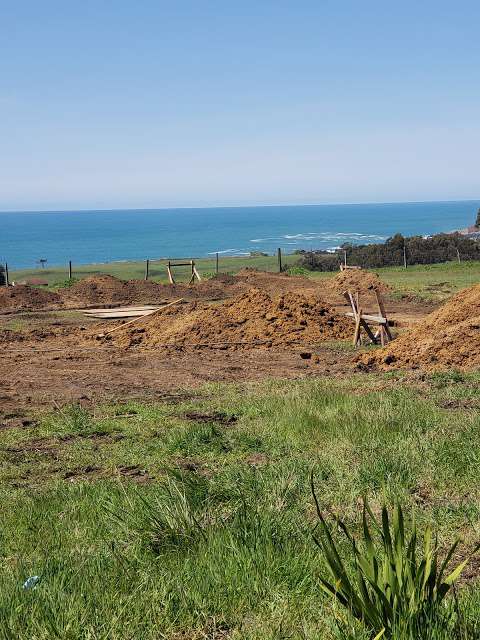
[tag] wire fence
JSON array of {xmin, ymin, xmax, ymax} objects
[{"xmin": 1, "ymin": 249, "xmax": 296, "ymax": 287}]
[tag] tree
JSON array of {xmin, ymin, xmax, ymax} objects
[
  {"xmin": 0, "ymin": 264, "xmax": 5, "ymax": 286},
  {"xmin": 475, "ymin": 208, "xmax": 480, "ymax": 229}
]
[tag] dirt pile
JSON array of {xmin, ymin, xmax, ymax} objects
[
  {"xmin": 61, "ymin": 274, "xmax": 249, "ymax": 307},
  {"xmin": 61, "ymin": 275, "xmax": 162, "ymax": 306},
  {"xmin": 0, "ymin": 285, "xmax": 62, "ymax": 311},
  {"xmin": 359, "ymin": 283, "xmax": 480, "ymax": 371},
  {"xmin": 223, "ymin": 268, "xmax": 325, "ymax": 300},
  {"xmin": 112, "ymin": 288, "xmax": 351, "ymax": 349},
  {"xmin": 326, "ymin": 269, "xmax": 390, "ymax": 296}
]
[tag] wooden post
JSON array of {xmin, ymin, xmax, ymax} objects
[
  {"xmin": 215, "ymin": 252, "xmax": 219, "ymax": 275},
  {"xmin": 403, "ymin": 245, "xmax": 407, "ymax": 269},
  {"xmin": 5, "ymin": 263, "xmax": 9, "ymax": 287},
  {"xmin": 144, "ymin": 259, "xmax": 150, "ymax": 281},
  {"xmin": 167, "ymin": 261, "xmax": 175, "ymax": 284},
  {"xmin": 277, "ymin": 247, "xmax": 282, "ymax": 273},
  {"xmin": 456, "ymin": 248, "xmax": 461, "ymax": 264},
  {"xmin": 68, "ymin": 260, "xmax": 72, "ymax": 280},
  {"xmin": 344, "ymin": 249, "xmax": 347, "ymax": 267}
]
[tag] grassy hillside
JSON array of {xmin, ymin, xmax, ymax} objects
[{"xmin": 1, "ymin": 373, "xmax": 480, "ymax": 638}]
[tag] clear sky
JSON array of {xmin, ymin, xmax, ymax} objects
[{"xmin": 1, "ymin": 1, "xmax": 479, "ymax": 211}]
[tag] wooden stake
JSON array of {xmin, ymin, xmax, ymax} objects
[
  {"xmin": 353, "ymin": 307, "xmax": 362, "ymax": 346},
  {"xmin": 167, "ymin": 261, "xmax": 175, "ymax": 284},
  {"xmin": 403, "ymin": 245, "xmax": 407, "ymax": 269},
  {"xmin": 277, "ymin": 247, "xmax": 282, "ymax": 273},
  {"xmin": 145, "ymin": 259, "xmax": 150, "ymax": 281},
  {"xmin": 374, "ymin": 289, "xmax": 393, "ymax": 341},
  {"xmin": 68, "ymin": 260, "xmax": 72, "ymax": 280},
  {"xmin": 215, "ymin": 252, "xmax": 219, "ymax": 275},
  {"xmin": 5, "ymin": 263, "xmax": 9, "ymax": 287}
]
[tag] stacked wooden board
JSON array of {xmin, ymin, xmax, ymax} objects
[{"xmin": 82, "ymin": 306, "xmax": 161, "ymax": 319}]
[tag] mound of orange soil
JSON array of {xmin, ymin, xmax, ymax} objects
[
  {"xmin": 358, "ymin": 283, "xmax": 480, "ymax": 371},
  {"xmin": 112, "ymin": 288, "xmax": 351, "ymax": 350},
  {"xmin": 62, "ymin": 275, "xmax": 159, "ymax": 306},
  {"xmin": 0, "ymin": 285, "xmax": 62, "ymax": 311},
  {"xmin": 61, "ymin": 273, "xmax": 258, "ymax": 307},
  {"xmin": 326, "ymin": 269, "xmax": 390, "ymax": 296},
  {"xmin": 232, "ymin": 268, "xmax": 321, "ymax": 297}
]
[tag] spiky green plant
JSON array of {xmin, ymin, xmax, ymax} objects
[{"xmin": 311, "ymin": 475, "xmax": 479, "ymax": 639}]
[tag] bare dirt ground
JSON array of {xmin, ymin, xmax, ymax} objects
[{"xmin": 0, "ymin": 271, "xmax": 434, "ymax": 416}]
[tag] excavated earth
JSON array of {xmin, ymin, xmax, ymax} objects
[
  {"xmin": 358, "ymin": 283, "xmax": 480, "ymax": 371},
  {"xmin": 108, "ymin": 288, "xmax": 351, "ymax": 350},
  {"xmin": 325, "ymin": 269, "xmax": 391, "ymax": 296},
  {"xmin": 0, "ymin": 269, "xmax": 439, "ymax": 414},
  {"xmin": 0, "ymin": 269, "xmax": 391, "ymax": 312},
  {"xmin": 0, "ymin": 285, "xmax": 62, "ymax": 311}
]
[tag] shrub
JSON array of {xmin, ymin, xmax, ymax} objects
[
  {"xmin": 311, "ymin": 477, "xmax": 480, "ymax": 639},
  {"xmin": 52, "ymin": 277, "xmax": 80, "ymax": 289},
  {"xmin": 286, "ymin": 265, "xmax": 310, "ymax": 276},
  {"xmin": 299, "ymin": 233, "xmax": 480, "ymax": 271}
]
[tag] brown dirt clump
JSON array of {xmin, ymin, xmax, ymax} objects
[
  {"xmin": 326, "ymin": 269, "xmax": 391, "ymax": 296},
  {"xmin": 61, "ymin": 275, "xmax": 164, "ymax": 306},
  {"xmin": 0, "ymin": 285, "xmax": 62, "ymax": 311},
  {"xmin": 111, "ymin": 288, "xmax": 351, "ymax": 350},
  {"xmin": 358, "ymin": 283, "xmax": 480, "ymax": 371},
  {"xmin": 61, "ymin": 274, "xmax": 249, "ymax": 307}
]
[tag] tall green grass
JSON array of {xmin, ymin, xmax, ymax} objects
[{"xmin": 0, "ymin": 375, "xmax": 480, "ymax": 638}]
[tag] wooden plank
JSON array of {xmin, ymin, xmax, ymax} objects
[
  {"xmin": 87, "ymin": 310, "xmax": 159, "ymax": 319},
  {"xmin": 97, "ymin": 298, "xmax": 184, "ymax": 338},
  {"xmin": 83, "ymin": 306, "xmax": 160, "ymax": 314},
  {"xmin": 360, "ymin": 319, "xmax": 378, "ymax": 343},
  {"xmin": 353, "ymin": 308, "xmax": 362, "ymax": 346},
  {"xmin": 374, "ymin": 289, "xmax": 393, "ymax": 340},
  {"xmin": 346, "ymin": 312, "xmax": 387, "ymax": 324},
  {"xmin": 343, "ymin": 291, "xmax": 358, "ymax": 319},
  {"xmin": 167, "ymin": 263, "xmax": 175, "ymax": 284}
]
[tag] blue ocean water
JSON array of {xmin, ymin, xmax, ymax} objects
[{"xmin": 1, "ymin": 201, "xmax": 478, "ymax": 270}]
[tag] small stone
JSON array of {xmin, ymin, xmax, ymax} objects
[{"xmin": 300, "ymin": 352, "xmax": 312, "ymax": 360}]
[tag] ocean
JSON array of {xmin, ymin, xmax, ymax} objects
[{"xmin": 1, "ymin": 200, "xmax": 478, "ymax": 270}]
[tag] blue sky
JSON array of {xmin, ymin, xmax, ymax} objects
[{"xmin": 1, "ymin": 1, "xmax": 479, "ymax": 211}]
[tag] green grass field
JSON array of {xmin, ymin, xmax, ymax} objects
[
  {"xmin": 2, "ymin": 372, "xmax": 480, "ymax": 638},
  {"xmin": 9, "ymin": 254, "xmax": 299, "ymax": 287},
  {"xmin": 3, "ymin": 259, "xmax": 480, "ymax": 637}
]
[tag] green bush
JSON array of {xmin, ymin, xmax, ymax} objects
[
  {"xmin": 311, "ymin": 479, "xmax": 480, "ymax": 639},
  {"xmin": 52, "ymin": 277, "xmax": 80, "ymax": 289},
  {"xmin": 300, "ymin": 233, "xmax": 480, "ymax": 271},
  {"xmin": 286, "ymin": 265, "xmax": 310, "ymax": 276}
]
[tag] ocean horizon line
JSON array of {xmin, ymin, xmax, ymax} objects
[{"xmin": 1, "ymin": 197, "xmax": 479, "ymax": 215}]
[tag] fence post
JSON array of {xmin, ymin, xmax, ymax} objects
[
  {"xmin": 277, "ymin": 248, "xmax": 283, "ymax": 273},
  {"xmin": 403, "ymin": 245, "xmax": 407, "ymax": 269},
  {"xmin": 68, "ymin": 260, "xmax": 72, "ymax": 279},
  {"xmin": 215, "ymin": 252, "xmax": 219, "ymax": 275},
  {"xmin": 344, "ymin": 249, "xmax": 347, "ymax": 267},
  {"xmin": 5, "ymin": 263, "xmax": 9, "ymax": 287},
  {"xmin": 456, "ymin": 248, "xmax": 461, "ymax": 264},
  {"xmin": 144, "ymin": 259, "xmax": 150, "ymax": 281}
]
